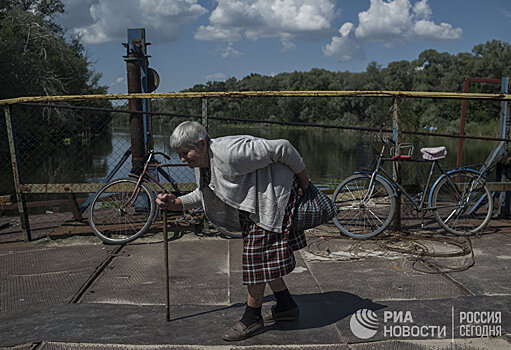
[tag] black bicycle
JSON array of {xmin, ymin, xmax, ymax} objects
[{"xmin": 332, "ymin": 135, "xmax": 494, "ymax": 239}]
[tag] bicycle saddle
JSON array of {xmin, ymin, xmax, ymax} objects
[{"xmin": 420, "ymin": 146, "xmax": 447, "ymax": 160}]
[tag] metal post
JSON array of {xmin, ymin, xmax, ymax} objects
[
  {"xmin": 457, "ymin": 79, "xmax": 470, "ymax": 168},
  {"xmin": 200, "ymin": 98, "xmax": 210, "ymax": 232},
  {"xmin": 392, "ymin": 97, "xmax": 402, "ymax": 231},
  {"xmin": 202, "ymin": 98, "xmax": 209, "ymax": 132},
  {"xmin": 125, "ymin": 33, "xmax": 146, "ymax": 174},
  {"xmin": 163, "ymin": 210, "xmax": 170, "ymax": 322},
  {"xmin": 4, "ymin": 106, "xmax": 31, "ymax": 241},
  {"xmin": 67, "ymin": 193, "xmax": 82, "ymax": 221},
  {"xmin": 498, "ymin": 77, "xmax": 510, "ymax": 216},
  {"xmin": 457, "ymin": 78, "xmax": 501, "ymax": 168}
]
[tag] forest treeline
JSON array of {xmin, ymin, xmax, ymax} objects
[{"xmin": 156, "ymin": 40, "xmax": 511, "ymax": 136}]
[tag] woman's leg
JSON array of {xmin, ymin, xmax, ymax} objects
[
  {"xmin": 267, "ymin": 277, "xmax": 287, "ymax": 293},
  {"xmin": 263, "ymin": 277, "xmax": 299, "ymax": 325},
  {"xmin": 247, "ymin": 282, "xmax": 266, "ymax": 307},
  {"xmin": 222, "ymin": 283, "xmax": 266, "ymax": 341}
]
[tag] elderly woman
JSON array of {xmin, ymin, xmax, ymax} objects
[{"xmin": 156, "ymin": 121, "xmax": 309, "ymax": 341}]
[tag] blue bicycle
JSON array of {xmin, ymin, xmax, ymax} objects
[{"xmin": 333, "ymin": 136, "xmax": 494, "ymax": 239}]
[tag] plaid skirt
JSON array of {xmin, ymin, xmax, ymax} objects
[{"xmin": 239, "ymin": 178, "xmax": 307, "ymax": 285}]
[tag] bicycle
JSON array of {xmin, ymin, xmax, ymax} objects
[
  {"xmin": 88, "ymin": 149, "xmax": 241, "ymax": 244},
  {"xmin": 332, "ymin": 133, "xmax": 494, "ymax": 239}
]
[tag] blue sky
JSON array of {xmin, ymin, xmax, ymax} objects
[{"xmin": 56, "ymin": 0, "xmax": 511, "ymax": 94}]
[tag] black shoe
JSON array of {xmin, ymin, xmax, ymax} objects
[
  {"xmin": 221, "ymin": 319, "xmax": 264, "ymax": 341},
  {"xmin": 262, "ymin": 305, "xmax": 299, "ymax": 326}
]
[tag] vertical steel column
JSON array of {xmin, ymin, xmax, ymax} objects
[
  {"xmin": 4, "ymin": 106, "xmax": 31, "ymax": 241},
  {"xmin": 498, "ymin": 77, "xmax": 510, "ymax": 216},
  {"xmin": 125, "ymin": 33, "xmax": 146, "ymax": 173},
  {"xmin": 202, "ymin": 98, "xmax": 209, "ymax": 132},
  {"xmin": 457, "ymin": 79, "xmax": 470, "ymax": 168},
  {"xmin": 392, "ymin": 97, "xmax": 402, "ymax": 231},
  {"xmin": 457, "ymin": 78, "xmax": 501, "ymax": 168},
  {"xmin": 200, "ymin": 98, "xmax": 210, "ymax": 231}
]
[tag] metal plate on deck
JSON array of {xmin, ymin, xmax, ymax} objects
[
  {"xmin": 40, "ymin": 344, "xmax": 205, "ymax": 350},
  {"xmin": 445, "ymin": 232, "xmax": 511, "ymax": 296},
  {"xmin": 39, "ymin": 343, "xmax": 350, "ymax": 350},
  {"xmin": 307, "ymin": 259, "xmax": 465, "ymax": 301},
  {"xmin": 80, "ymin": 238, "xmax": 229, "ymax": 305},
  {"xmin": 0, "ymin": 245, "xmax": 112, "ymax": 313}
]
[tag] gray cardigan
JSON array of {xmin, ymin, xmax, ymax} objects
[{"xmin": 179, "ymin": 135, "xmax": 306, "ymax": 233}]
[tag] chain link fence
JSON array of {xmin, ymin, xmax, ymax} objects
[
  {"xmin": 0, "ymin": 102, "xmax": 198, "ymax": 242},
  {"xmin": 0, "ymin": 91, "xmax": 509, "ymax": 242}
]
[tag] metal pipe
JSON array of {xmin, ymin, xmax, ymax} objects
[
  {"xmin": 3, "ymin": 90, "xmax": 511, "ymax": 106},
  {"xmin": 202, "ymin": 98, "xmax": 208, "ymax": 132},
  {"xmin": 126, "ymin": 53, "xmax": 146, "ymax": 174},
  {"xmin": 4, "ymin": 106, "xmax": 31, "ymax": 241},
  {"xmin": 392, "ymin": 97, "xmax": 402, "ymax": 231},
  {"xmin": 163, "ymin": 210, "xmax": 170, "ymax": 322},
  {"xmin": 457, "ymin": 79, "xmax": 470, "ymax": 168}
]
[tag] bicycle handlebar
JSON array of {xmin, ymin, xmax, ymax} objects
[
  {"xmin": 146, "ymin": 150, "xmax": 172, "ymax": 161},
  {"xmin": 378, "ymin": 123, "xmax": 395, "ymax": 145},
  {"xmin": 153, "ymin": 151, "xmax": 172, "ymax": 160}
]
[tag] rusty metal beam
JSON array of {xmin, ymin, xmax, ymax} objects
[
  {"xmin": 486, "ymin": 182, "xmax": 511, "ymax": 191},
  {"xmin": 19, "ymin": 182, "xmax": 196, "ymax": 194},
  {"xmin": 4, "ymin": 106, "xmax": 31, "ymax": 241},
  {"xmin": 2, "ymin": 90, "xmax": 511, "ymax": 106},
  {"xmin": 126, "ymin": 52, "xmax": 146, "ymax": 174}
]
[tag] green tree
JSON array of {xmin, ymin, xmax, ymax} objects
[{"xmin": 0, "ymin": 0, "xmax": 111, "ymax": 150}]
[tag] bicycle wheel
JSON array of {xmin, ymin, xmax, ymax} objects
[
  {"xmin": 431, "ymin": 170, "xmax": 492, "ymax": 235},
  {"xmin": 333, "ymin": 174, "xmax": 396, "ymax": 239},
  {"xmin": 88, "ymin": 178, "xmax": 156, "ymax": 244}
]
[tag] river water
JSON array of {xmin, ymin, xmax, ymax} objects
[
  {"xmin": 6, "ymin": 123, "xmax": 497, "ymax": 195},
  {"xmin": 153, "ymin": 124, "xmax": 496, "ymax": 188}
]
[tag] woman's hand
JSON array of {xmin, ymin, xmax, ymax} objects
[
  {"xmin": 156, "ymin": 192, "xmax": 183, "ymax": 211},
  {"xmin": 296, "ymin": 169, "xmax": 310, "ymax": 192}
]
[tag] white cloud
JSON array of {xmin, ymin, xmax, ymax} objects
[
  {"xmin": 502, "ymin": 10, "xmax": 511, "ymax": 22},
  {"xmin": 324, "ymin": 0, "xmax": 462, "ymax": 62},
  {"xmin": 355, "ymin": 0, "xmax": 413, "ymax": 41},
  {"xmin": 280, "ymin": 39, "xmax": 297, "ymax": 52},
  {"xmin": 412, "ymin": 20, "xmax": 462, "ymax": 40},
  {"xmin": 109, "ymin": 77, "xmax": 126, "ymax": 87},
  {"xmin": 323, "ymin": 22, "xmax": 364, "ymax": 62},
  {"xmin": 194, "ymin": 0, "xmax": 337, "ymax": 50},
  {"xmin": 60, "ymin": 0, "xmax": 207, "ymax": 44},
  {"xmin": 217, "ymin": 43, "xmax": 243, "ymax": 58},
  {"xmin": 413, "ymin": 0, "xmax": 432, "ymax": 19},
  {"xmin": 354, "ymin": 0, "xmax": 462, "ymax": 41},
  {"xmin": 206, "ymin": 72, "xmax": 226, "ymax": 81}
]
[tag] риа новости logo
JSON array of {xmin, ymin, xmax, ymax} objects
[{"xmin": 350, "ymin": 309, "xmax": 379, "ymax": 339}]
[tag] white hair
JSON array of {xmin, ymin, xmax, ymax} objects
[{"xmin": 169, "ymin": 121, "xmax": 210, "ymax": 150}]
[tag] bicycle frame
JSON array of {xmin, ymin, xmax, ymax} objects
[
  {"xmin": 363, "ymin": 141, "xmax": 487, "ymax": 214},
  {"xmin": 122, "ymin": 150, "xmax": 182, "ymax": 210}
]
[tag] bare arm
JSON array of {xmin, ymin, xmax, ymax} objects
[
  {"xmin": 156, "ymin": 193, "xmax": 184, "ymax": 211},
  {"xmin": 296, "ymin": 169, "xmax": 310, "ymax": 192}
]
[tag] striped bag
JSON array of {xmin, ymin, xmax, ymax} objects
[{"xmin": 291, "ymin": 181, "xmax": 339, "ymax": 230}]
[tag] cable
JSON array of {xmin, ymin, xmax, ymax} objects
[{"xmin": 304, "ymin": 227, "xmax": 476, "ymax": 274}]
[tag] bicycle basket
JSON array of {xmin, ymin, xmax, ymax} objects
[{"xmin": 355, "ymin": 145, "xmax": 379, "ymax": 171}]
